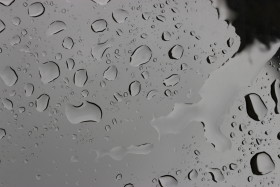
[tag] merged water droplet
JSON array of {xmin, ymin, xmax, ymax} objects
[
  {"xmin": 158, "ymin": 175, "xmax": 178, "ymax": 187},
  {"xmin": 0, "ymin": 0, "xmax": 14, "ymax": 6},
  {"xmin": 0, "ymin": 19, "xmax": 5, "ymax": 33},
  {"xmin": 46, "ymin": 21, "xmax": 66, "ymax": 36},
  {"xmin": 39, "ymin": 61, "xmax": 60, "ymax": 84},
  {"xmin": 245, "ymin": 93, "xmax": 267, "ymax": 121},
  {"xmin": 65, "ymin": 101, "xmax": 102, "ymax": 124},
  {"xmin": 103, "ymin": 65, "xmax": 118, "ymax": 81},
  {"xmin": 91, "ymin": 19, "xmax": 107, "ymax": 33},
  {"xmin": 163, "ymin": 74, "xmax": 180, "ymax": 87},
  {"xmin": 36, "ymin": 94, "xmax": 50, "ymax": 112},
  {"xmin": 74, "ymin": 69, "xmax": 88, "ymax": 87},
  {"xmin": 62, "ymin": 37, "xmax": 74, "ymax": 49},
  {"xmin": 130, "ymin": 45, "xmax": 152, "ymax": 67},
  {"xmin": 250, "ymin": 152, "xmax": 275, "ymax": 175},
  {"xmin": 0, "ymin": 128, "xmax": 6, "ymax": 140},
  {"xmin": 112, "ymin": 9, "xmax": 129, "ymax": 23},
  {"xmin": 129, "ymin": 81, "xmax": 141, "ymax": 96},
  {"xmin": 0, "ymin": 66, "xmax": 18, "ymax": 86},
  {"xmin": 24, "ymin": 83, "xmax": 34, "ymax": 97},
  {"xmin": 168, "ymin": 45, "xmax": 184, "ymax": 60},
  {"xmin": 28, "ymin": 2, "xmax": 45, "ymax": 17}
]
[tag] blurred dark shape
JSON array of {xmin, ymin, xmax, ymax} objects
[{"xmin": 225, "ymin": 0, "xmax": 280, "ymax": 52}]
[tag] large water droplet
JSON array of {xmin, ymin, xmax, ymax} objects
[
  {"xmin": 0, "ymin": 66, "xmax": 18, "ymax": 86},
  {"xmin": 0, "ymin": 19, "xmax": 5, "ymax": 33},
  {"xmin": 39, "ymin": 61, "xmax": 60, "ymax": 84},
  {"xmin": 28, "ymin": 2, "xmax": 45, "ymax": 17},
  {"xmin": 74, "ymin": 69, "xmax": 88, "ymax": 87},
  {"xmin": 62, "ymin": 37, "xmax": 74, "ymax": 49},
  {"xmin": 250, "ymin": 152, "xmax": 275, "ymax": 175},
  {"xmin": 271, "ymin": 79, "xmax": 280, "ymax": 114},
  {"xmin": 168, "ymin": 45, "xmax": 184, "ymax": 60},
  {"xmin": 0, "ymin": 0, "xmax": 14, "ymax": 6},
  {"xmin": 65, "ymin": 101, "xmax": 102, "ymax": 124},
  {"xmin": 91, "ymin": 19, "xmax": 107, "ymax": 33},
  {"xmin": 163, "ymin": 74, "xmax": 180, "ymax": 87},
  {"xmin": 46, "ymin": 21, "xmax": 66, "ymax": 36},
  {"xmin": 130, "ymin": 45, "xmax": 152, "ymax": 67},
  {"xmin": 112, "ymin": 9, "xmax": 129, "ymax": 23},
  {"xmin": 129, "ymin": 81, "xmax": 141, "ymax": 96},
  {"xmin": 36, "ymin": 94, "xmax": 50, "ymax": 112},
  {"xmin": 103, "ymin": 65, "xmax": 117, "ymax": 81},
  {"xmin": 0, "ymin": 128, "xmax": 6, "ymax": 140},
  {"xmin": 158, "ymin": 175, "xmax": 178, "ymax": 187},
  {"xmin": 245, "ymin": 93, "xmax": 267, "ymax": 121}
]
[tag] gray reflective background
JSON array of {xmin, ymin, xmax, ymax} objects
[{"xmin": 0, "ymin": 0, "xmax": 280, "ymax": 186}]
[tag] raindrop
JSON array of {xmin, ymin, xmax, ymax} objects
[
  {"xmin": 0, "ymin": 66, "xmax": 18, "ymax": 86},
  {"xmin": 271, "ymin": 79, "xmax": 280, "ymax": 114},
  {"xmin": 66, "ymin": 58, "xmax": 75, "ymax": 70},
  {"xmin": 245, "ymin": 93, "xmax": 267, "ymax": 121},
  {"xmin": 227, "ymin": 37, "xmax": 234, "ymax": 47},
  {"xmin": 0, "ymin": 0, "xmax": 15, "ymax": 6},
  {"xmin": 208, "ymin": 168, "xmax": 224, "ymax": 183},
  {"xmin": 36, "ymin": 94, "xmax": 50, "ymax": 112},
  {"xmin": 65, "ymin": 101, "xmax": 102, "ymax": 124},
  {"xmin": 74, "ymin": 69, "xmax": 88, "ymax": 87},
  {"xmin": 39, "ymin": 61, "xmax": 60, "ymax": 84},
  {"xmin": 124, "ymin": 183, "xmax": 134, "ymax": 187},
  {"xmin": 188, "ymin": 169, "xmax": 198, "ymax": 180},
  {"xmin": 168, "ymin": 45, "xmax": 184, "ymax": 60},
  {"xmin": 10, "ymin": 35, "xmax": 21, "ymax": 45},
  {"xmin": 0, "ymin": 19, "xmax": 5, "ymax": 33},
  {"xmin": 147, "ymin": 90, "xmax": 158, "ymax": 100},
  {"xmin": 112, "ymin": 9, "xmax": 129, "ymax": 23},
  {"xmin": 11, "ymin": 17, "xmax": 21, "ymax": 26},
  {"xmin": 2, "ymin": 98, "xmax": 13, "ymax": 110},
  {"xmin": 91, "ymin": 19, "xmax": 107, "ymax": 33},
  {"xmin": 158, "ymin": 175, "xmax": 178, "ymax": 187},
  {"xmin": 206, "ymin": 54, "xmax": 218, "ymax": 64},
  {"xmin": 229, "ymin": 163, "xmax": 237, "ymax": 170},
  {"xmin": 28, "ymin": 2, "xmax": 45, "ymax": 17},
  {"xmin": 0, "ymin": 128, "xmax": 6, "ymax": 140},
  {"xmin": 142, "ymin": 12, "xmax": 151, "ymax": 20},
  {"xmin": 62, "ymin": 37, "xmax": 74, "ymax": 49},
  {"xmin": 130, "ymin": 45, "xmax": 152, "ymax": 67},
  {"xmin": 129, "ymin": 81, "xmax": 141, "ymax": 96},
  {"xmin": 162, "ymin": 31, "xmax": 171, "ymax": 41},
  {"xmin": 91, "ymin": 40, "xmax": 112, "ymax": 61},
  {"xmin": 46, "ymin": 21, "xmax": 66, "ymax": 36},
  {"xmin": 163, "ymin": 74, "xmax": 180, "ymax": 87},
  {"xmin": 103, "ymin": 65, "xmax": 118, "ymax": 81},
  {"xmin": 156, "ymin": 15, "xmax": 166, "ymax": 22},
  {"xmin": 91, "ymin": 0, "xmax": 111, "ymax": 6},
  {"xmin": 250, "ymin": 152, "xmax": 275, "ymax": 175},
  {"xmin": 24, "ymin": 83, "xmax": 34, "ymax": 97}
]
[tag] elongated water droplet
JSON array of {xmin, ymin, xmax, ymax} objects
[
  {"xmin": 46, "ymin": 21, "xmax": 66, "ymax": 36},
  {"xmin": 158, "ymin": 175, "xmax": 178, "ymax": 187},
  {"xmin": 129, "ymin": 81, "xmax": 141, "ymax": 96},
  {"xmin": 112, "ymin": 9, "xmax": 129, "ymax": 23},
  {"xmin": 130, "ymin": 45, "xmax": 152, "ymax": 67},
  {"xmin": 0, "ymin": 128, "xmax": 6, "ymax": 140},
  {"xmin": 163, "ymin": 74, "xmax": 180, "ymax": 87},
  {"xmin": 65, "ymin": 101, "xmax": 102, "ymax": 124},
  {"xmin": 36, "ymin": 94, "xmax": 50, "ymax": 112},
  {"xmin": 103, "ymin": 65, "xmax": 117, "ymax": 81},
  {"xmin": 91, "ymin": 19, "xmax": 107, "ymax": 33},
  {"xmin": 245, "ymin": 93, "xmax": 267, "ymax": 121},
  {"xmin": 28, "ymin": 2, "xmax": 45, "ymax": 17},
  {"xmin": 0, "ymin": 66, "xmax": 18, "ymax": 86},
  {"xmin": 250, "ymin": 152, "xmax": 275, "ymax": 175},
  {"xmin": 74, "ymin": 69, "xmax": 88, "ymax": 87},
  {"xmin": 66, "ymin": 58, "xmax": 75, "ymax": 70},
  {"xmin": 271, "ymin": 79, "xmax": 280, "ymax": 114},
  {"xmin": 39, "ymin": 61, "xmax": 60, "ymax": 84}
]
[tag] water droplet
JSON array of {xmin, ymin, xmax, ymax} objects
[
  {"xmin": 0, "ymin": 128, "xmax": 6, "ymax": 140},
  {"xmin": 11, "ymin": 17, "xmax": 21, "ymax": 26},
  {"xmin": 227, "ymin": 37, "xmax": 234, "ymax": 47},
  {"xmin": 24, "ymin": 83, "xmax": 34, "ymax": 97},
  {"xmin": 158, "ymin": 175, "xmax": 178, "ymax": 187},
  {"xmin": 250, "ymin": 152, "xmax": 275, "ymax": 175},
  {"xmin": 271, "ymin": 79, "xmax": 280, "ymax": 114},
  {"xmin": 124, "ymin": 183, "xmax": 134, "ymax": 187},
  {"xmin": 28, "ymin": 2, "xmax": 45, "ymax": 17},
  {"xmin": 206, "ymin": 55, "xmax": 217, "ymax": 64},
  {"xmin": 162, "ymin": 31, "xmax": 171, "ymax": 41},
  {"xmin": 0, "ymin": 0, "xmax": 15, "ymax": 6},
  {"xmin": 74, "ymin": 69, "xmax": 88, "ymax": 87},
  {"xmin": 91, "ymin": 19, "xmax": 107, "ymax": 33},
  {"xmin": 39, "ymin": 61, "xmax": 60, "ymax": 84},
  {"xmin": 91, "ymin": 40, "xmax": 112, "ymax": 61},
  {"xmin": 207, "ymin": 168, "xmax": 224, "ymax": 183},
  {"xmin": 156, "ymin": 15, "xmax": 166, "ymax": 22},
  {"xmin": 91, "ymin": 0, "xmax": 110, "ymax": 6},
  {"xmin": 0, "ymin": 19, "xmax": 5, "ymax": 33},
  {"xmin": 36, "ymin": 94, "xmax": 50, "ymax": 112},
  {"xmin": 168, "ymin": 45, "xmax": 184, "ymax": 60},
  {"xmin": 245, "ymin": 93, "xmax": 267, "ymax": 121},
  {"xmin": 188, "ymin": 169, "xmax": 198, "ymax": 180},
  {"xmin": 147, "ymin": 90, "xmax": 158, "ymax": 100},
  {"xmin": 2, "ymin": 98, "xmax": 13, "ymax": 110},
  {"xmin": 46, "ymin": 21, "xmax": 66, "ymax": 36},
  {"xmin": 65, "ymin": 101, "xmax": 102, "ymax": 124},
  {"xmin": 103, "ymin": 65, "xmax": 117, "ymax": 81},
  {"xmin": 130, "ymin": 45, "xmax": 152, "ymax": 67},
  {"xmin": 10, "ymin": 35, "xmax": 21, "ymax": 45},
  {"xmin": 163, "ymin": 74, "xmax": 180, "ymax": 87},
  {"xmin": 0, "ymin": 66, "xmax": 18, "ymax": 86},
  {"xmin": 142, "ymin": 12, "xmax": 151, "ymax": 20},
  {"xmin": 129, "ymin": 81, "xmax": 141, "ymax": 96},
  {"xmin": 229, "ymin": 163, "xmax": 237, "ymax": 170},
  {"xmin": 112, "ymin": 9, "xmax": 129, "ymax": 23},
  {"xmin": 62, "ymin": 37, "xmax": 74, "ymax": 49},
  {"xmin": 66, "ymin": 58, "xmax": 75, "ymax": 70}
]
